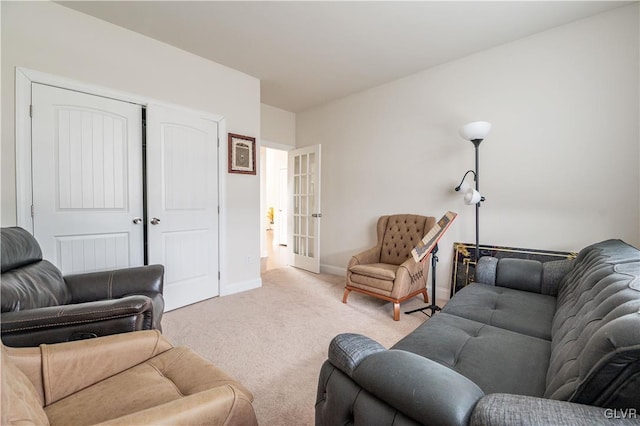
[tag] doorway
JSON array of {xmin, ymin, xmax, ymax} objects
[{"xmin": 260, "ymin": 146, "xmax": 289, "ymax": 272}]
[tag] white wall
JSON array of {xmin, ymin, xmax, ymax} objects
[
  {"xmin": 1, "ymin": 1, "xmax": 262, "ymax": 294},
  {"xmin": 261, "ymin": 104, "xmax": 296, "ymax": 148},
  {"xmin": 296, "ymin": 4, "xmax": 640, "ymax": 302}
]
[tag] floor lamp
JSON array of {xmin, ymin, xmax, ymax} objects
[{"xmin": 455, "ymin": 121, "xmax": 491, "ymax": 261}]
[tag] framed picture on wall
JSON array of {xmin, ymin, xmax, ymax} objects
[{"xmin": 228, "ymin": 133, "xmax": 256, "ymax": 175}]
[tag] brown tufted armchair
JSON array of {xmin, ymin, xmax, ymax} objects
[{"xmin": 343, "ymin": 214, "xmax": 437, "ymax": 320}]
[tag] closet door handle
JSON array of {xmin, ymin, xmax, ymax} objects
[
  {"xmin": 132, "ymin": 217, "xmax": 143, "ymax": 224},
  {"xmin": 150, "ymin": 218, "xmax": 161, "ymax": 225}
]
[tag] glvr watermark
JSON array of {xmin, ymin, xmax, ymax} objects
[{"xmin": 604, "ymin": 408, "xmax": 637, "ymax": 419}]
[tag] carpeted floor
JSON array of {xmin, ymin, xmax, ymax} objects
[{"xmin": 162, "ymin": 266, "xmax": 432, "ymax": 425}]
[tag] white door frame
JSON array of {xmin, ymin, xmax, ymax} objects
[{"xmin": 14, "ymin": 67, "xmax": 227, "ymax": 291}]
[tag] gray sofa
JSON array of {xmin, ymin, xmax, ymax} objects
[{"xmin": 316, "ymin": 239, "xmax": 640, "ymax": 425}]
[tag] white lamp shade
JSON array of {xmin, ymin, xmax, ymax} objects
[
  {"xmin": 463, "ymin": 189, "xmax": 483, "ymax": 205},
  {"xmin": 459, "ymin": 121, "xmax": 492, "ymax": 141}
]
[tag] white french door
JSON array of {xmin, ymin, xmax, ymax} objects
[
  {"xmin": 31, "ymin": 84, "xmax": 144, "ymax": 274},
  {"xmin": 287, "ymin": 145, "xmax": 322, "ymax": 273},
  {"xmin": 146, "ymin": 105, "xmax": 220, "ymax": 311}
]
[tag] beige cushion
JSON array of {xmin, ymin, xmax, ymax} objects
[{"xmin": 350, "ymin": 263, "xmax": 398, "ymax": 281}]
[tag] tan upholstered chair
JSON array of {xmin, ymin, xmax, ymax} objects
[
  {"xmin": 343, "ymin": 214, "xmax": 436, "ymax": 321},
  {"xmin": 1, "ymin": 330, "xmax": 257, "ymax": 426}
]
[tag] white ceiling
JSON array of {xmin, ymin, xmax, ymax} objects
[{"xmin": 58, "ymin": 1, "xmax": 632, "ymax": 112}]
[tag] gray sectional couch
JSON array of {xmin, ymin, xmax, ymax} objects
[{"xmin": 316, "ymin": 239, "xmax": 640, "ymax": 425}]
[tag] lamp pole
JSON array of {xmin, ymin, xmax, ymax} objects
[
  {"xmin": 471, "ymin": 139, "xmax": 482, "ymax": 262},
  {"xmin": 458, "ymin": 121, "xmax": 491, "ymax": 278}
]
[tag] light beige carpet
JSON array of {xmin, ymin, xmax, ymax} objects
[{"xmin": 162, "ymin": 267, "xmax": 431, "ymax": 425}]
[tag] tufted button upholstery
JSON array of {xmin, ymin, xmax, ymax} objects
[
  {"xmin": 343, "ymin": 214, "xmax": 437, "ymax": 320},
  {"xmin": 545, "ymin": 239, "xmax": 640, "ymax": 405}
]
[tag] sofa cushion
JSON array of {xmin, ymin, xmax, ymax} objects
[
  {"xmin": 349, "ymin": 263, "xmax": 397, "ymax": 281},
  {"xmin": 546, "ymin": 239, "xmax": 640, "ymax": 406},
  {"xmin": 392, "ymin": 313, "xmax": 551, "ymax": 397},
  {"xmin": 442, "ymin": 283, "xmax": 557, "ymax": 340},
  {"xmin": 1, "ymin": 260, "xmax": 71, "ymax": 312}
]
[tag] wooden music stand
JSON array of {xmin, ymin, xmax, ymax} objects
[{"xmin": 405, "ymin": 211, "xmax": 457, "ymax": 317}]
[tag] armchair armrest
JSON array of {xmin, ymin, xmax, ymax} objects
[
  {"xmin": 470, "ymin": 393, "xmax": 635, "ymax": 426},
  {"xmin": 64, "ymin": 264, "xmax": 164, "ymax": 303},
  {"xmin": 1, "ymin": 296, "xmax": 154, "ymax": 346},
  {"xmin": 393, "ymin": 256, "xmax": 428, "ymax": 298},
  {"xmin": 349, "ymin": 246, "xmax": 381, "ymax": 268},
  {"xmin": 327, "ymin": 334, "xmax": 484, "ymax": 425}
]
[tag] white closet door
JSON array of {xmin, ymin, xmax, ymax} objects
[
  {"xmin": 146, "ymin": 104, "xmax": 219, "ymax": 311},
  {"xmin": 31, "ymin": 83, "xmax": 144, "ymax": 274}
]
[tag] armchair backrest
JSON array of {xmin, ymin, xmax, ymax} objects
[
  {"xmin": 378, "ymin": 215, "xmax": 435, "ymax": 266},
  {"xmin": 1, "ymin": 227, "xmax": 70, "ymax": 312}
]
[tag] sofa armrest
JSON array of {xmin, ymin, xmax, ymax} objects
[
  {"xmin": 64, "ymin": 264, "xmax": 164, "ymax": 302},
  {"xmin": 470, "ymin": 393, "xmax": 637, "ymax": 426},
  {"xmin": 1, "ymin": 296, "xmax": 154, "ymax": 346},
  {"xmin": 327, "ymin": 333, "xmax": 484, "ymax": 425}
]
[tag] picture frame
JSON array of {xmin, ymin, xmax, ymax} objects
[{"xmin": 228, "ymin": 133, "xmax": 256, "ymax": 175}]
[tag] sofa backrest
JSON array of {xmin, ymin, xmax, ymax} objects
[
  {"xmin": 545, "ymin": 239, "xmax": 640, "ymax": 407},
  {"xmin": 378, "ymin": 215, "xmax": 433, "ymax": 265},
  {"xmin": 0, "ymin": 227, "xmax": 70, "ymax": 312}
]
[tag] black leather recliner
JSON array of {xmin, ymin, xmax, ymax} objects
[{"xmin": 1, "ymin": 227, "xmax": 164, "ymax": 347}]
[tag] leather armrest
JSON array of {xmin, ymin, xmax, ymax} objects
[
  {"xmin": 328, "ymin": 333, "xmax": 484, "ymax": 425},
  {"xmin": 353, "ymin": 350, "xmax": 484, "ymax": 425},
  {"xmin": 64, "ymin": 265, "xmax": 164, "ymax": 303},
  {"xmin": 349, "ymin": 247, "xmax": 381, "ymax": 268},
  {"xmin": 1, "ymin": 296, "xmax": 153, "ymax": 335}
]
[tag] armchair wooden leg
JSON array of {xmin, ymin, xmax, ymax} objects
[
  {"xmin": 393, "ymin": 302, "xmax": 400, "ymax": 321},
  {"xmin": 342, "ymin": 288, "xmax": 351, "ymax": 304},
  {"xmin": 422, "ymin": 288, "xmax": 429, "ymax": 303}
]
